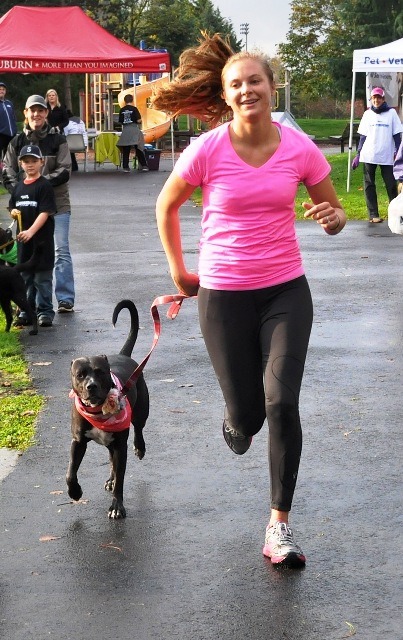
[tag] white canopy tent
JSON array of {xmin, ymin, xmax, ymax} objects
[{"xmin": 347, "ymin": 38, "xmax": 403, "ymax": 190}]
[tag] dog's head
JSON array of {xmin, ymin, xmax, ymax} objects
[
  {"xmin": 0, "ymin": 226, "xmax": 13, "ymax": 247},
  {"xmin": 71, "ymin": 355, "xmax": 115, "ymax": 407}
]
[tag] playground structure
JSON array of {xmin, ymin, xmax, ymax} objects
[
  {"xmin": 84, "ymin": 73, "xmax": 172, "ymax": 145},
  {"xmin": 117, "ymin": 77, "xmax": 172, "ymax": 144}
]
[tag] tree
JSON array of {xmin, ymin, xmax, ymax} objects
[
  {"xmin": 191, "ymin": 0, "xmax": 241, "ymax": 52},
  {"xmin": 278, "ymin": 0, "xmax": 339, "ymax": 101},
  {"xmin": 325, "ymin": 0, "xmax": 403, "ymax": 97},
  {"xmin": 135, "ymin": 0, "xmax": 195, "ymax": 65},
  {"xmin": 137, "ymin": 0, "xmax": 240, "ymax": 66},
  {"xmin": 278, "ymin": 0, "xmax": 403, "ymax": 104},
  {"xmin": 85, "ymin": 0, "xmax": 149, "ymax": 46}
]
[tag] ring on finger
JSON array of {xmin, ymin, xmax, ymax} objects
[{"xmin": 324, "ymin": 216, "xmax": 328, "ymax": 224}]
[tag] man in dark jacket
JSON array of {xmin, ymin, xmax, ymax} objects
[
  {"xmin": 0, "ymin": 81, "xmax": 17, "ymax": 159},
  {"xmin": 2, "ymin": 94, "xmax": 75, "ymax": 318}
]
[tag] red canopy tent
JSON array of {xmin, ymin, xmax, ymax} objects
[{"xmin": 0, "ymin": 5, "xmax": 170, "ymax": 74}]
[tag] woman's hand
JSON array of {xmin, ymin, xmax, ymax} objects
[
  {"xmin": 172, "ymin": 271, "xmax": 200, "ymax": 297},
  {"xmin": 304, "ymin": 176, "xmax": 346, "ymax": 235},
  {"xmin": 302, "ymin": 201, "xmax": 342, "ymax": 233}
]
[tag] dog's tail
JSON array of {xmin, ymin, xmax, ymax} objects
[
  {"xmin": 112, "ymin": 300, "xmax": 140, "ymax": 358},
  {"xmin": 15, "ymin": 242, "xmax": 45, "ymax": 273}
]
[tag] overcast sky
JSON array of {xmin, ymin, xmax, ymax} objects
[{"xmin": 213, "ymin": 0, "xmax": 291, "ymax": 57}]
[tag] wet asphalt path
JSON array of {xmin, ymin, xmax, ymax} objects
[{"xmin": 0, "ymin": 157, "xmax": 402, "ymax": 639}]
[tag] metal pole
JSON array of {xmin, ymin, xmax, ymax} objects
[
  {"xmin": 285, "ymin": 69, "xmax": 291, "ymax": 112},
  {"xmin": 240, "ymin": 23, "xmax": 249, "ymax": 51},
  {"xmin": 347, "ymin": 71, "xmax": 357, "ymax": 193}
]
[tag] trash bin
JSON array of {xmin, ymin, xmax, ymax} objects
[{"xmin": 144, "ymin": 146, "xmax": 161, "ymax": 171}]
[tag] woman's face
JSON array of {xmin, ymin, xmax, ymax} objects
[
  {"xmin": 222, "ymin": 58, "xmax": 274, "ymax": 121},
  {"xmin": 25, "ymin": 106, "xmax": 48, "ymax": 130},
  {"xmin": 371, "ymin": 94, "xmax": 385, "ymax": 108},
  {"xmin": 47, "ymin": 91, "xmax": 57, "ymax": 106}
]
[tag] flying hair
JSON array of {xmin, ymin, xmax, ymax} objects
[{"xmin": 152, "ymin": 32, "xmax": 275, "ymax": 127}]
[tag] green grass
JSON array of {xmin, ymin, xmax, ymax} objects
[
  {"xmin": 0, "ymin": 186, "xmax": 42, "ymax": 450},
  {"xmin": 175, "ymin": 116, "xmax": 353, "ymax": 140},
  {"xmin": 0, "ymin": 323, "xmax": 44, "ymax": 450},
  {"xmin": 296, "ymin": 118, "xmax": 354, "ymax": 140},
  {"xmin": 297, "ymin": 153, "xmax": 390, "ymax": 220}
]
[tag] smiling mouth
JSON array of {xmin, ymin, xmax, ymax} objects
[{"xmin": 82, "ymin": 395, "xmax": 103, "ymax": 407}]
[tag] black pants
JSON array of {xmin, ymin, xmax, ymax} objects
[
  {"xmin": 70, "ymin": 152, "xmax": 78, "ymax": 172},
  {"xmin": 363, "ymin": 163, "xmax": 397, "ymax": 218},
  {"xmin": 0, "ymin": 133, "xmax": 13, "ymax": 159},
  {"xmin": 198, "ymin": 276, "xmax": 313, "ymax": 511},
  {"xmin": 120, "ymin": 145, "xmax": 148, "ymax": 170}
]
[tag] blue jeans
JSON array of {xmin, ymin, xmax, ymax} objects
[
  {"xmin": 54, "ymin": 212, "xmax": 75, "ymax": 305},
  {"xmin": 22, "ymin": 270, "xmax": 54, "ymax": 320}
]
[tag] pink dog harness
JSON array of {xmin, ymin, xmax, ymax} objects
[
  {"xmin": 69, "ymin": 294, "xmax": 196, "ymax": 431},
  {"xmin": 69, "ymin": 373, "xmax": 132, "ymax": 432}
]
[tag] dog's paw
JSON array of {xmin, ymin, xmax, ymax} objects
[
  {"xmin": 133, "ymin": 444, "xmax": 146, "ymax": 460},
  {"xmin": 108, "ymin": 499, "xmax": 126, "ymax": 519},
  {"xmin": 29, "ymin": 328, "xmax": 38, "ymax": 335},
  {"xmin": 104, "ymin": 477, "xmax": 115, "ymax": 492},
  {"xmin": 133, "ymin": 435, "xmax": 146, "ymax": 460},
  {"xmin": 67, "ymin": 481, "xmax": 83, "ymax": 502}
]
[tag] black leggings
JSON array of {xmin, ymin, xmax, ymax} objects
[{"xmin": 198, "ymin": 276, "xmax": 313, "ymax": 511}]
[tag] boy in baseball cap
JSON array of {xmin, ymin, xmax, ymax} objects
[
  {"xmin": 9, "ymin": 142, "xmax": 56, "ymax": 328},
  {"xmin": 18, "ymin": 144, "xmax": 43, "ymax": 160}
]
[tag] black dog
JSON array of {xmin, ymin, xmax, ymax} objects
[
  {"xmin": 67, "ymin": 300, "xmax": 149, "ymax": 519},
  {"xmin": 0, "ymin": 249, "xmax": 41, "ymax": 335},
  {"xmin": 0, "ymin": 226, "xmax": 43, "ymax": 335},
  {"xmin": 0, "ymin": 226, "xmax": 16, "ymax": 265}
]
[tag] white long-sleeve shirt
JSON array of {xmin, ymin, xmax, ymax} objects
[
  {"xmin": 358, "ymin": 108, "xmax": 403, "ymax": 165},
  {"xmin": 63, "ymin": 117, "xmax": 88, "ymax": 147}
]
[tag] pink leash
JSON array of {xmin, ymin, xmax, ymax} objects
[{"xmin": 120, "ymin": 294, "xmax": 194, "ymax": 396}]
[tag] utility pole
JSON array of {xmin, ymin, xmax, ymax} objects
[
  {"xmin": 285, "ymin": 69, "xmax": 291, "ymax": 112},
  {"xmin": 240, "ymin": 23, "xmax": 249, "ymax": 51}
]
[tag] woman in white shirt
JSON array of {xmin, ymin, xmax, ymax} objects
[{"xmin": 353, "ymin": 87, "xmax": 403, "ymax": 223}]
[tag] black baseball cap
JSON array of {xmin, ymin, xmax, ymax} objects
[
  {"xmin": 0, "ymin": 81, "xmax": 6, "ymax": 88},
  {"xmin": 19, "ymin": 144, "xmax": 43, "ymax": 160}
]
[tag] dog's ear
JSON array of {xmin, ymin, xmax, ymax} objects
[
  {"xmin": 71, "ymin": 357, "xmax": 86, "ymax": 367},
  {"xmin": 70, "ymin": 357, "xmax": 89, "ymax": 372}
]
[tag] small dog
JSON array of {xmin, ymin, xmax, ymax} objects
[
  {"xmin": 67, "ymin": 300, "xmax": 150, "ymax": 519},
  {"xmin": 0, "ymin": 226, "xmax": 16, "ymax": 265},
  {"xmin": 0, "ymin": 232, "xmax": 42, "ymax": 335}
]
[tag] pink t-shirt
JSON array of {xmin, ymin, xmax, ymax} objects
[{"xmin": 174, "ymin": 122, "xmax": 330, "ymax": 290}]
